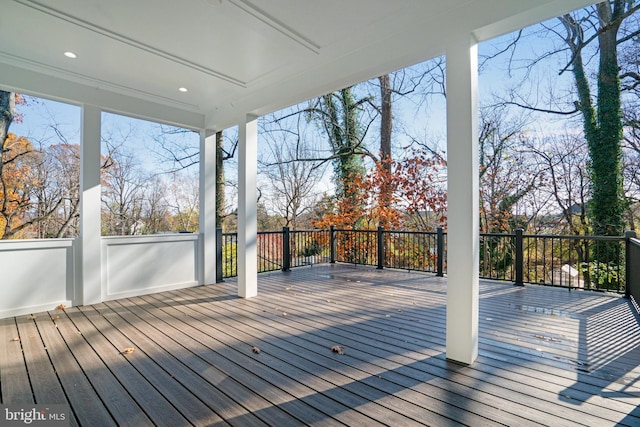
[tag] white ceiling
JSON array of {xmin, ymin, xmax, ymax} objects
[{"xmin": 0, "ymin": 0, "xmax": 597, "ymax": 131}]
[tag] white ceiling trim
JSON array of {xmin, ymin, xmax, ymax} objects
[
  {"xmin": 225, "ymin": 0, "xmax": 321, "ymax": 54},
  {"xmin": 0, "ymin": 51, "xmax": 203, "ymax": 112},
  {"xmin": 13, "ymin": 0, "xmax": 246, "ymax": 87},
  {"xmin": 0, "ymin": 62, "xmax": 205, "ymax": 130}
]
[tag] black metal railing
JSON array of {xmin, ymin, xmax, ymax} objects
[
  {"xmin": 219, "ymin": 230, "xmax": 238, "ymax": 280},
  {"xmin": 480, "ymin": 230, "xmax": 628, "ymax": 291},
  {"xmin": 288, "ymin": 228, "xmax": 331, "ymax": 269},
  {"xmin": 522, "ymin": 233, "xmax": 627, "ymax": 292},
  {"xmin": 217, "ymin": 226, "xmax": 633, "ymax": 294},
  {"xmin": 218, "ymin": 228, "xmax": 329, "ymax": 280},
  {"xmin": 330, "ymin": 227, "xmax": 446, "ymax": 274},
  {"xmin": 626, "ymin": 231, "xmax": 639, "ymax": 311},
  {"xmin": 333, "ymin": 229, "xmax": 379, "ymax": 266}
]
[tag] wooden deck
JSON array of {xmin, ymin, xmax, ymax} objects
[{"xmin": 1, "ymin": 264, "xmax": 640, "ymax": 426}]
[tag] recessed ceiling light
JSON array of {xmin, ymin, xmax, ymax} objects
[
  {"xmin": 179, "ymin": 87, "xmax": 188, "ymax": 93},
  {"xmin": 64, "ymin": 51, "xmax": 77, "ymax": 59}
]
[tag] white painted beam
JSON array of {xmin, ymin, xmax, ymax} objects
[
  {"xmin": 237, "ymin": 115, "xmax": 258, "ymax": 298},
  {"xmin": 79, "ymin": 105, "xmax": 102, "ymax": 305},
  {"xmin": 200, "ymin": 130, "xmax": 217, "ymax": 285},
  {"xmin": 445, "ymin": 35, "xmax": 479, "ymax": 365}
]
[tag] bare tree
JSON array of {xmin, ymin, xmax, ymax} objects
[
  {"xmin": 260, "ymin": 114, "xmax": 326, "ymax": 229},
  {"xmin": 101, "ymin": 143, "xmax": 147, "ymax": 236},
  {"xmin": 167, "ymin": 170, "xmax": 199, "ymax": 232},
  {"xmin": 478, "ymin": 106, "xmax": 541, "ymax": 233},
  {"xmin": 141, "ymin": 176, "xmax": 171, "ymax": 234},
  {"xmin": 526, "ymin": 133, "xmax": 591, "ymax": 234}
]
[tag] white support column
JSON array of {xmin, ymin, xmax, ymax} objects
[
  {"xmin": 445, "ymin": 35, "xmax": 479, "ymax": 365},
  {"xmin": 238, "ymin": 115, "xmax": 258, "ymax": 298},
  {"xmin": 79, "ymin": 105, "xmax": 102, "ymax": 305},
  {"xmin": 199, "ymin": 130, "xmax": 217, "ymax": 285}
]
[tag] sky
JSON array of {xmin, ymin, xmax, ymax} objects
[{"xmin": 8, "ymin": 5, "xmax": 600, "ymax": 214}]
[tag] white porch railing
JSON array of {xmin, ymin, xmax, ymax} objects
[
  {"xmin": 101, "ymin": 233, "xmax": 200, "ymax": 300},
  {"xmin": 0, "ymin": 233, "xmax": 201, "ymax": 319}
]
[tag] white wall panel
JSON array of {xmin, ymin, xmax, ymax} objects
[
  {"xmin": 102, "ymin": 234, "xmax": 200, "ymax": 300},
  {"xmin": 0, "ymin": 239, "xmax": 75, "ymax": 318}
]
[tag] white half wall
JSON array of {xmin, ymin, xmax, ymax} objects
[
  {"xmin": 0, "ymin": 239, "xmax": 75, "ymax": 318},
  {"xmin": 101, "ymin": 233, "xmax": 200, "ymax": 300}
]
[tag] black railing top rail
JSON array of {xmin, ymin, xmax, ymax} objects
[
  {"xmin": 521, "ymin": 233, "xmax": 625, "ymax": 242},
  {"xmin": 383, "ymin": 229, "xmax": 442, "ymax": 236},
  {"xmin": 481, "ymin": 232, "xmax": 515, "ymax": 237},
  {"xmin": 481, "ymin": 231, "xmax": 626, "ymax": 241},
  {"xmin": 223, "ymin": 229, "xmax": 329, "ymax": 235},
  {"xmin": 334, "ymin": 228, "xmax": 377, "ymax": 233},
  {"xmin": 257, "ymin": 230, "xmax": 282, "ymax": 235}
]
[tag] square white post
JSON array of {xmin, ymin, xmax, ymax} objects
[
  {"xmin": 199, "ymin": 130, "xmax": 217, "ymax": 285},
  {"xmin": 445, "ymin": 35, "xmax": 479, "ymax": 365},
  {"xmin": 238, "ymin": 115, "xmax": 258, "ymax": 298},
  {"xmin": 79, "ymin": 105, "xmax": 102, "ymax": 305}
]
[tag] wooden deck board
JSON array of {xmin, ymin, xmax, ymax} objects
[
  {"xmin": 169, "ymin": 287, "xmax": 531, "ymax": 427},
  {"xmin": 135, "ymin": 292, "xmax": 433, "ymax": 427},
  {"xmin": 1, "ymin": 264, "xmax": 639, "ymax": 426},
  {"xmin": 89, "ymin": 303, "xmax": 234, "ymax": 427},
  {"xmin": 0, "ymin": 317, "xmax": 33, "ymax": 405},
  {"xmin": 33, "ymin": 312, "xmax": 115, "ymax": 426},
  {"xmin": 104, "ymin": 297, "xmax": 337, "ymax": 427},
  {"xmin": 13, "ymin": 315, "xmax": 81, "ymax": 427},
  {"xmin": 180, "ymin": 276, "xmax": 615, "ymax": 426},
  {"xmin": 237, "ymin": 278, "xmax": 637, "ymax": 422},
  {"xmin": 63, "ymin": 306, "xmax": 193, "ymax": 427},
  {"xmin": 127, "ymin": 294, "xmax": 381, "ymax": 427}
]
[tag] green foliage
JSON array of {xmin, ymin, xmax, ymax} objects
[
  {"xmin": 299, "ymin": 240, "xmax": 322, "ymax": 257},
  {"xmin": 316, "ymin": 88, "xmax": 366, "ymax": 199},
  {"xmin": 580, "ymin": 261, "xmax": 624, "ymax": 291},
  {"xmin": 222, "ymin": 242, "xmax": 237, "ymax": 278}
]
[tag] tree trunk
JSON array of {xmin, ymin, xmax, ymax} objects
[
  {"xmin": 567, "ymin": 1, "xmax": 624, "ymax": 269},
  {"xmin": 591, "ymin": 1, "xmax": 624, "ymax": 238},
  {"xmin": 379, "ymin": 74, "xmax": 392, "ymax": 166},
  {"xmin": 0, "ymin": 91, "xmax": 16, "ymax": 237},
  {"xmin": 215, "ymin": 130, "xmax": 226, "ymax": 228},
  {"xmin": 377, "ymin": 74, "xmax": 394, "ymax": 227}
]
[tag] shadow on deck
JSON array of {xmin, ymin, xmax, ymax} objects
[{"xmin": 1, "ymin": 264, "xmax": 639, "ymax": 426}]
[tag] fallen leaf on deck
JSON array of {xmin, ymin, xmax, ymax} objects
[
  {"xmin": 122, "ymin": 347, "xmax": 135, "ymax": 355},
  {"xmin": 285, "ymin": 287, "xmax": 291, "ymax": 290},
  {"xmin": 27, "ymin": 315, "xmax": 36, "ymax": 320},
  {"xmin": 331, "ymin": 345, "xmax": 345, "ymax": 355},
  {"xmin": 11, "ymin": 336, "xmax": 20, "ymax": 342},
  {"xmin": 56, "ymin": 304, "xmax": 66, "ymax": 310},
  {"xmin": 50, "ymin": 315, "xmax": 60, "ymax": 321},
  {"xmin": 252, "ymin": 346, "xmax": 261, "ymax": 354},
  {"xmin": 282, "ymin": 312, "xmax": 287, "ymax": 316}
]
